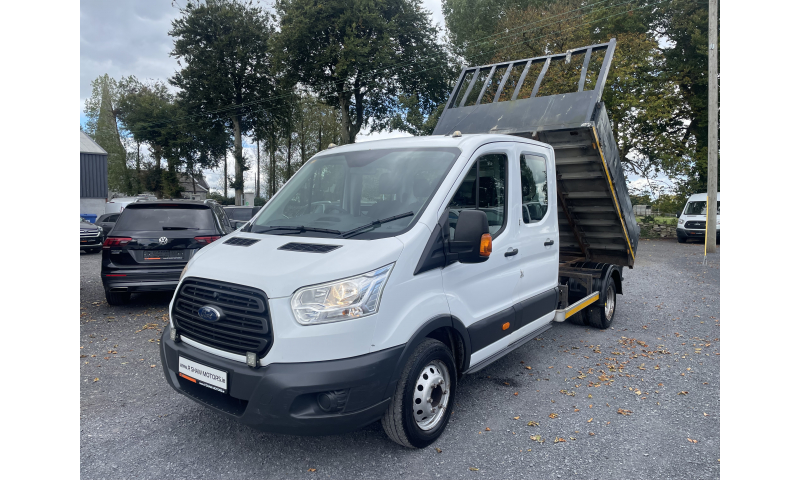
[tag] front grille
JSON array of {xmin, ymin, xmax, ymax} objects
[
  {"xmin": 278, "ymin": 242, "xmax": 342, "ymax": 253},
  {"xmin": 80, "ymin": 231, "xmax": 100, "ymax": 237},
  {"xmin": 172, "ymin": 278, "xmax": 272, "ymax": 357},
  {"xmin": 684, "ymin": 221, "xmax": 706, "ymax": 230}
]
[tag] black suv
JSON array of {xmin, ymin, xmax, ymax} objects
[
  {"xmin": 96, "ymin": 213, "xmax": 120, "ymax": 236},
  {"xmin": 80, "ymin": 218, "xmax": 104, "ymax": 253},
  {"xmin": 101, "ymin": 200, "xmax": 234, "ymax": 305}
]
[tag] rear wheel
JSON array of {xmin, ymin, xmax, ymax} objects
[
  {"xmin": 105, "ymin": 289, "xmax": 131, "ymax": 306},
  {"xmin": 381, "ymin": 338, "xmax": 457, "ymax": 448},
  {"xmin": 586, "ymin": 281, "xmax": 616, "ymax": 329}
]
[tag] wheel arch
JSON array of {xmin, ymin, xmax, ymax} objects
[{"xmin": 382, "ymin": 314, "xmax": 471, "ymax": 399}]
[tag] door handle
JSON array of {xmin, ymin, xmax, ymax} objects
[
  {"xmin": 505, "ymin": 248, "xmax": 519, "ymax": 257},
  {"xmin": 544, "ymin": 239, "xmax": 554, "ymax": 246}
]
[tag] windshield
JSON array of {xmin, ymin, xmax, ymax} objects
[
  {"xmin": 115, "ymin": 207, "xmax": 215, "ymax": 231},
  {"xmin": 684, "ymin": 200, "xmax": 720, "ymax": 216},
  {"xmin": 250, "ymin": 147, "xmax": 461, "ymax": 239}
]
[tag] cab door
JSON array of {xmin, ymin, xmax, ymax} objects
[
  {"xmin": 440, "ymin": 144, "xmax": 521, "ymax": 366},
  {"xmin": 512, "ymin": 148, "xmax": 559, "ymax": 333}
]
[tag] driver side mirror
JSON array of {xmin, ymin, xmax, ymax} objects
[
  {"xmin": 449, "ymin": 210, "xmax": 491, "ymax": 263},
  {"xmin": 676, "ymin": 213, "xmax": 680, "ymax": 218}
]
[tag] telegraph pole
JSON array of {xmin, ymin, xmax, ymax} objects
[{"xmin": 706, "ymin": 0, "xmax": 718, "ymax": 253}]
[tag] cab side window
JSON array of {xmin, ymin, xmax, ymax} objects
[
  {"xmin": 519, "ymin": 154, "xmax": 548, "ymax": 223},
  {"xmin": 448, "ymin": 153, "xmax": 507, "ymax": 239}
]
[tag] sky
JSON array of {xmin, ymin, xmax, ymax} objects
[
  {"xmin": 80, "ymin": 0, "xmax": 448, "ymax": 194},
  {"xmin": 80, "ymin": 0, "xmax": 668, "ymax": 197}
]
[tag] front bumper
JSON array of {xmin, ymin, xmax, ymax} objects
[
  {"xmin": 677, "ymin": 228, "xmax": 720, "ymax": 240},
  {"xmin": 80, "ymin": 236, "xmax": 103, "ymax": 249},
  {"xmin": 102, "ymin": 268, "xmax": 183, "ymax": 292},
  {"xmin": 160, "ymin": 330, "xmax": 404, "ymax": 435}
]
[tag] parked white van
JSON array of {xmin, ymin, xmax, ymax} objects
[
  {"xmin": 676, "ymin": 192, "xmax": 720, "ymax": 243},
  {"xmin": 159, "ymin": 40, "xmax": 640, "ymax": 448}
]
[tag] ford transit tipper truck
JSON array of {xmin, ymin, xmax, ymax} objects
[{"xmin": 160, "ymin": 39, "xmax": 639, "ymax": 448}]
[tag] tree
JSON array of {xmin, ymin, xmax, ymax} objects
[
  {"xmin": 443, "ymin": 0, "xmax": 548, "ymax": 65},
  {"xmin": 651, "ymin": 0, "xmax": 715, "ymax": 194},
  {"xmin": 83, "ymin": 74, "xmax": 135, "ymax": 195},
  {"xmin": 445, "ymin": 0, "xmax": 689, "ymax": 186},
  {"xmin": 276, "ymin": 0, "xmax": 453, "ymax": 144},
  {"xmin": 169, "ymin": 0, "xmax": 282, "ymax": 205}
]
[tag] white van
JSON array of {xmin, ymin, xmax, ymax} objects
[
  {"xmin": 159, "ymin": 40, "xmax": 639, "ymax": 448},
  {"xmin": 160, "ymin": 134, "xmax": 631, "ymax": 447},
  {"xmin": 677, "ymin": 192, "xmax": 720, "ymax": 243}
]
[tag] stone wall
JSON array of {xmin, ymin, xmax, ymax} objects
[{"xmin": 638, "ymin": 223, "xmax": 677, "ymax": 238}]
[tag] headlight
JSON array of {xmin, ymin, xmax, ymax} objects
[
  {"xmin": 678, "ymin": 219, "xmax": 685, "ymax": 224},
  {"xmin": 291, "ymin": 264, "xmax": 394, "ymax": 325},
  {"xmin": 96, "ymin": 228, "xmax": 103, "ymax": 236},
  {"xmin": 180, "ymin": 264, "xmax": 188, "ymax": 281}
]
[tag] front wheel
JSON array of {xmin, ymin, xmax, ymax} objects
[{"xmin": 381, "ymin": 338, "xmax": 457, "ymax": 448}]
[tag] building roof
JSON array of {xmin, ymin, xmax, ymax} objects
[
  {"xmin": 179, "ymin": 173, "xmax": 210, "ymax": 193},
  {"xmin": 80, "ymin": 130, "xmax": 107, "ymax": 155}
]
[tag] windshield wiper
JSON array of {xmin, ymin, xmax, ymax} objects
[
  {"xmin": 252, "ymin": 225, "xmax": 342, "ymax": 236},
  {"xmin": 162, "ymin": 226, "xmax": 197, "ymax": 230},
  {"xmin": 342, "ymin": 211, "xmax": 414, "ymax": 238}
]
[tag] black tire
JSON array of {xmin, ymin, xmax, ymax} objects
[
  {"xmin": 381, "ymin": 338, "xmax": 457, "ymax": 448},
  {"xmin": 677, "ymin": 235, "xmax": 686, "ymax": 243},
  {"xmin": 567, "ymin": 309, "xmax": 588, "ymax": 326},
  {"xmin": 105, "ymin": 289, "xmax": 131, "ymax": 306},
  {"xmin": 586, "ymin": 280, "xmax": 616, "ymax": 329}
]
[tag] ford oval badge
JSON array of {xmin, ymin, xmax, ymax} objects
[{"xmin": 198, "ymin": 305, "xmax": 222, "ymax": 322}]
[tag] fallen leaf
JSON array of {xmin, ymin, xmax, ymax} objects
[
  {"xmin": 549, "ymin": 413, "xmax": 558, "ymax": 419},
  {"xmin": 703, "ymin": 412, "xmax": 709, "ymax": 417},
  {"xmin": 554, "ymin": 437, "xmax": 566, "ymax": 443},
  {"xmin": 525, "ymin": 366, "xmax": 532, "ymax": 370},
  {"xmin": 150, "ymin": 365, "xmax": 156, "ymax": 368},
  {"xmin": 617, "ymin": 408, "xmax": 632, "ymax": 416},
  {"xmin": 308, "ymin": 468, "xmax": 316, "ymax": 472},
  {"xmin": 514, "ymin": 392, "xmax": 519, "ymax": 396},
  {"xmin": 678, "ymin": 391, "xmax": 689, "ymax": 395},
  {"xmin": 469, "ymin": 467, "xmax": 479, "ymax": 471},
  {"xmin": 93, "ymin": 378, "xmax": 99, "ymax": 382},
  {"xmin": 435, "ymin": 448, "xmax": 442, "ymax": 453},
  {"xmin": 485, "ymin": 427, "xmax": 491, "ymax": 431},
  {"xmin": 513, "ymin": 416, "xmax": 520, "ymax": 420},
  {"xmin": 687, "ymin": 438, "xmax": 698, "ymax": 444},
  {"xmin": 587, "ymin": 418, "xmax": 593, "ymax": 423},
  {"xmin": 530, "ymin": 434, "xmax": 543, "ymax": 442},
  {"xmin": 589, "ymin": 432, "xmax": 595, "ymax": 436},
  {"xmin": 527, "ymin": 421, "xmax": 539, "ymax": 426}
]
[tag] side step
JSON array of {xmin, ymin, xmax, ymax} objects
[
  {"xmin": 554, "ymin": 291, "xmax": 600, "ymax": 322},
  {"xmin": 465, "ymin": 322, "xmax": 553, "ymax": 375}
]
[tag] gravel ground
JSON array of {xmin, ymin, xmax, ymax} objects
[{"xmin": 80, "ymin": 238, "xmax": 720, "ymax": 479}]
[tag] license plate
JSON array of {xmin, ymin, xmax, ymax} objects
[
  {"xmin": 144, "ymin": 250, "xmax": 183, "ymax": 261},
  {"xmin": 178, "ymin": 357, "xmax": 228, "ymax": 393}
]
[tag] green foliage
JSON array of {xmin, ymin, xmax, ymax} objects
[
  {"xmin": 84, "ymin": 74, "xmax": 135, "ymax": 195},
  {"xmin": 207, "ymin": 191, "xmax": 236, "ymax": 205},
  {"xmin": 170, "ymin": 0, "xmax": 282, "ymax": 203},
  {"xmin": 642, "ymin": 215, "xmax": 655, "ymax": 223},
  {"xmin": 253, "ymin": 196, "xmax": 267, "ymax": 206},
  {"xmin": 276, "ymin": 0, "xmax": 453, "ymax": 143}
]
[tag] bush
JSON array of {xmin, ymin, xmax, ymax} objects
[
  {"xmin": 642, "ymin": 215, "xmax": 655, "ymax": 223},
  {"xmin": 254, "ymin": 196, "xmax": 267, "ymax": 206}
]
